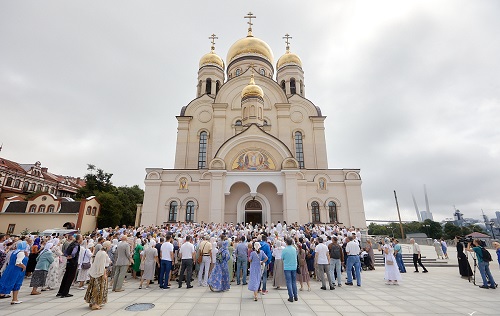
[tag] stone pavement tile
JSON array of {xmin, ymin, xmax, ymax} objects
[
  {"xmin": 188, "ymin": 310, "xmax": 216, "ymax": 316},
  {"xmin": 198, "ymin": 297, "xmax": 220, "ymax": 304},
  {"xmin": 154, "ymin": 295, "xmax": 181, "ymax": 303},
  {"xmin": 355, "ymin": 305, "xmax": 385, "ymax": 313},
  {"xmin": 52, "ymin": 307, "xmax": 91, "ymax": 315},
  {"xmin": 345, "ymin": 299, "xmax": 372, "ymax": 306},
  {"xmin": 216, "ymin": 303, "xmax": 239, "ymax": 311},
  {"xmin": 176, "ymin": 296, "xmax": 200, "ymax": 303},
  {"xmin": 314, "ymin": 312, "xmax": 342, "ymax": 316},
  {"xmin": 239, "ymin": 311, "xmax": 266, "ymax": 316},
  {"xmin": 334, "ymin": 305, "xmax": 361, "ymax": 313},
  {"xmin": 191, "ymin": 303, "xmax": 217, "ymax": 310},
  {"xmin": 162, "ymin": 309, "xmax": 190, "ymax": 316},
  {"xmin": 309, "ymin": 304, "xmax": 335, "ymax": 312},
  {"xmin": 262, "ymin": 298, "xmax": 284, "ymax": 305},
  {"xmin": 240, "ymin": 302, "xmax": 265, "ymax": 311},
  {"xmin": 170, "ymin": 302, "xmax": 195, "ymax": 310},
  {"xmin": 8, "ymin": 309, "xmax": 46, "ymax": 316},
  {"xmin": 378, "ymin": 305, "xmax": 409, "ymax": 313},
  {"xmin": 219, "ymin": 297, "xmax": 240, "ymax": 304}
]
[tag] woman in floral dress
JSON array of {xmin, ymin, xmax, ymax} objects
[
  {"xmin": 44, "ymin": 238, "xmax": 63, "ymax": 290},
  {"xmin": 208, "ymin": 240, "xmax": 231, "ymax": 292}
]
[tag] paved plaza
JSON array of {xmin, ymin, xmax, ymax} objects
[{"xmin": 0, "ymin": 245, "xmax": 498, "ymax": 316}]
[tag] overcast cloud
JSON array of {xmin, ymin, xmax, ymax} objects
[{"xmin": 1, "ymin": 0, "xmax": 499, "ymax": 223}]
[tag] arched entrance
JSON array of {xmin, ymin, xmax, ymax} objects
[{"xmin": 245, "ymin": 199, "xmax": 262, "ymax": 224}]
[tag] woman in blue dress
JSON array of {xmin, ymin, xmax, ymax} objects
[
  {"xmin": 0, "ymin": 241, "xmax": 29, "ymax": 304},
  {"xmin": 248, "ymin": 242, "xmax": 268, "ymax": 301},
  {"xmin": 208, "ymin": 240, "xmax": 231, "ymax": 292}
]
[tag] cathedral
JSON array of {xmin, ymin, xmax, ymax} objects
[{"xmin": 140, "ymin": 14, "xmax": 366, "ymax": 228}]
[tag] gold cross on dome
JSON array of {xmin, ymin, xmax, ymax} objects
[
  {"xmin": 209, "ymin": 33, "xmax": 218, "ymax": 51},
  {"xmin": 283, "ymin": 33, "xmax": 292, "ymax": 50},
  {"xmin": 244, "ymin": 12, "xmax": 256, "ymax": 34}
]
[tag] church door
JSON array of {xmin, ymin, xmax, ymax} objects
[{"xmin": 245, "ymin": 200, "xmax": 262, "ymax": 224}]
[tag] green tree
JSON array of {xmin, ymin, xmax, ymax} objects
[
  {"xmin": 420, "ymin": 219, "xmax": 443, "ymax": 239},
  {"xmin": 368, "ymin": 223, "xmax": 388, "ymax": 236},
  {"xmin": 76, "ymin": 164, "xmax": 144, "ymax": 228},
  {"xmin": 443, "ymin": 222, "xmax": 462, "ymax": 240}
]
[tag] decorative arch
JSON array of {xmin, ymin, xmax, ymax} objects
[
  {"xmin": 281, "ymin": 157, "xmax": 299, "ymax": 170},
  {"xmin": 209, "ymin": 158, "xmax": 226, "ymax": 170},
  {"xmin": 346, "ymin": 171, "xmax": 361, "ymax": 180},
  {"xmin": 215, "ymin": 124, "xmax": 293, "ymax": 161},
  {"xmin": 146, "ymin": 171, "xmax": 161, "ymax": 180},
  {"xmin": 236, "ymin": 193, "xmax": 271, "ymax": 224}
]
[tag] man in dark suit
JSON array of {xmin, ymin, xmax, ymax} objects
[{"xmin": 57, "ymin": 234, "xmax": 82, "ymax": 298}]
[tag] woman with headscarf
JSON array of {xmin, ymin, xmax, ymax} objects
[
  {"xmin": 272, "ymin": 240, "xmax": 286, "ymax": 289},
  {"xmin": 433, "ymin": 239, "xmax": 444, "ymax": 259},
  {"xmin": 26, "ymin": 237, "xmax": 41, "ymax": 277},
  {"xmin": 84, "ymin": 241, "xmax": 111, "ymax": 310},
  {"xmin": 383, "ymin": 238, "xmax": 402, "ymax": 285},
  {"xmin": 208, "ymin": 240, "xmax": 231, "ymax": 292},
  {"xmin": 0, "ymin": 241, "xmax": 29, "ymax": 304},
  {"xmin": 248, "ymin": 242, "xmax": 268, "ymax": 301},
  {"xmin": 44, "ymin": 238, "xmax": 63, "ymax": 290},
  {"xmin": 132, "ymin": 238, "xmax": 144, "ymax": 279},
  {"xmin": 139, "ymin": 240, "xmax": 159, "ymax": 289},
  {"xmin": 29, "ymin": 242, "xmax": 54, "ymax": 295},
  {"xmin": 76, "ymin": 241, "xmax": 93, "ymax": 290}
]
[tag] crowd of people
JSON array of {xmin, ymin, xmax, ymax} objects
[{"xmin": 0, "ymin": 221, "xmax": 498, "ymax": 309}]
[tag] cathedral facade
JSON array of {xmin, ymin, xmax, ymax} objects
[{"xmin": 141, "ymin": 17, "xmax": 366, "ymax": 228}]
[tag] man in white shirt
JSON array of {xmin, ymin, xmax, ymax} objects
[
  {"xmin": 178, "ymin": 235, "xmax": 195, "ymax": 288},
  {"xmin": 410, "ymin": 238, "xmax": 428, "ymax": 273},
  {"xmin": 345, "ymin": 236, "xmax": 361, "ymax": 286},
  {"xmin": 315, "ymin": 237, "xmax": 334, "ymax": 290},
  {"xmin": 159, "ymin": 235, "xmax": 174, "ymax": 289}
]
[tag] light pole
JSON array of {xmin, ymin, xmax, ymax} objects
[
  {"xmin": 423, "ymin": 224, "xmax": 431, "ymax": 238},
  {"xmin": 489, "ymin": 220, "xmax": 496, "ymax": 240},
  {"xmin": 386, "ymin": 226, "xmax": 396, "ymax": 237}
]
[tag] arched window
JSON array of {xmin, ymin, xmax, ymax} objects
[
  {"xmin": 290, "ymin": 78, "xmax": 296, "ymax": 94},
  {"xmin": 23, "ymin": 181, "xmax": 29, "ymax": 191},
  {"xmin": 235, "ymin": 120, "xmax": 242, "ymax": 126},
  {"xmin": 5, "ymin": 177, "xmax": 13, "ymax": 187},
  {"xmin": 294, "ymin": 131, "xmax": 305, "ymax": 168},
  {"xmin": 36, "ymin": 184, "xmax": 42, "ymax": 191},
  {"xmin": 263, "ymin": 120, "xmax": 268, "ymax": 126},
  {"xmin": 198, "ymin": 131, "xmax": 208, "ymax": 169},
  {"xmin": 48, "ymin": 205, "xmax": 55, "ymax": 213},
  {"xmin": 197, "ymin": 80, "xmax": 202, "ymax": 96},
  {"xmin": 30, "ymin": 183, "xmax": 36, "ymax": 191},
  {"xmin": 86, "ymin": 206, "xmax": 91, "ymax": 215},
  {"xmin": 250, "ymin": 105, "xmax": 256, "ymax": 116},
  {"xmin": 311, "ymin": 201, "xmax": 320, "ymax": 222},
  {"xmin": 260, "ymin": 69, "xmax": 265, "ymax": 76},
  {"xmin": 328, "ymin": 201, "xmax": 337, "ymax": 223},
  {"xmin": 280, "ymin": 80, "xmax": 286, "ymax": 93},
  {"xmin": 43, "ymin": 186, "xmax": 49, "ymax": 192},
  {"xmin": 50, "ymin": 187, "xmax": 55, "ymax": 194},
  {"xmin": 92, "ymin": 207, "xmax": 97, "ymax": 216},
  {"xmin": 168, "ymin": 201, "xmax": 178, "ymax": 222},
  {"xmin": 29, "ymin": 205, "xmax": 36, "ymax": 213},
  {"xmin": 243, "ymin": 107, "xmax": 248, "ymax": 119},
  {"xmin": 39, "ymin": 205, "xmax": 46, "ymax": 213},
  {"xmin": 14, "ymin": 179, "xmax": 21, "ymax": 188},
  {"xmin": 235, "ymin": 69, "xmax": 241, "ymax": 76},
  {"xmin": 215, "ymin": 80, "xmax": 221, "ymax": 94},
  {"xmin": 186, "ymin": 201, "xmax": 195, "ymax": 222},
  {"xmin": 205, "ymin": 78, "xmax": 212, "ymax": 94}
]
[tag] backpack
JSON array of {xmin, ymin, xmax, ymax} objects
[
  {"xmin": 480, "ymin": 247, "xmax": 493, "ymax": 262},
  {"xmin": 329, "ymin": 243, "xmax": 341, "ymax": 259}
]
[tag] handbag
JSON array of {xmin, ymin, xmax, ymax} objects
[
  {"xmin": 81, "ymin": 251, "xmax": 91, "ymax": 269},
  {"xmin": 197, "ymin": 243, "xmax": 206, "ymax": 264}
]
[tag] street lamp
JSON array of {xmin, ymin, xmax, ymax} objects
[
  {"xmin": 386, "ymin": 226, "xmax": 396, "ymax": 237},
  {"xmin": 423, "ymin": 224, "xmax": 431, "ymax": 238},
  {"xmin": 489, "ymin": 220, "xmax": 496, "ymax": 240}
]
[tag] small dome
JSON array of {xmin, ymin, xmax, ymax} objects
[
  {"xmin": 277, "ymin": 49, "xmax": 302, "ymax": 69},
  {"xmin": 199, "ymin": 50, "xmax": 224, "ymax": 69},
  {"xmin": 227, "ymin": 34, "xmax": 274, "ymax": 66},
  {"xmin": 241, "ymin": 74, "xmax": 264, "ymax": 99}
]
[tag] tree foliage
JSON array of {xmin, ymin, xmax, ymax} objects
[{"xmin": 76, "ymin": 164, "xmax": 143, "ymax": 228}]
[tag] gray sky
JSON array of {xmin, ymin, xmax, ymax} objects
[{"xmin": 1, "ymin": 1, "xmax": 499, "ymax": 223}]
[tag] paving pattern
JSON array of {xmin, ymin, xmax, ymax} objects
[{"xmin": 0, "ymin": 245, "xmax": 498, "ymax": 316}]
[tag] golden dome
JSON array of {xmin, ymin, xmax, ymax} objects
[
  {"xmin": 277, "ymin": 49, "xmax": 302, "ymax": 69},
  {"xmin": 241, "ymin": 74, "xmax": 264, "ymax": 99},
  {"xmin": 227, "ymin": 34, "xmax": 274, "ymax": 65},
  {"xmin": 199, "ymin": 49, "xmax": 224, "ymax": 69}
]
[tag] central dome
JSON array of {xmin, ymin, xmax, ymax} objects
[{"xmin": 226, "ymin": 34, "xmax": 274, "ymax": 66}]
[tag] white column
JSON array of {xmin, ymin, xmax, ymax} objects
[
  {"xmin": 209, "ymin": 171, "xmax": 226, "ymax": 223},
  {"xmin": 282, "ymin": 170, "xmax": 299, "ymax": 223},
  {"xmin": 344, "ymin": 178, "xmax": 366, "ymax": 228},
  {"xmin": 141, "ymin": 179, "xmax": 162, "ymax": 226}
]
